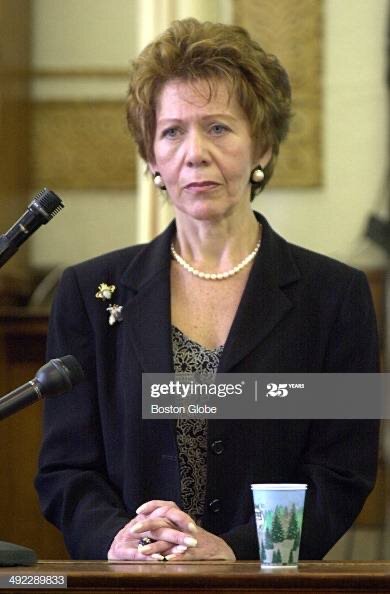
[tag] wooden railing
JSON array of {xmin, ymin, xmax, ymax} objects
[{"xmin": 1, "ymin": 561, "xmax": 390, "ymax": 593}]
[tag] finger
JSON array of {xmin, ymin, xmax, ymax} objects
[
  {"xmin": 151, "ymin": 506, "xmax": 198, "ymax": 534},
  {"xmin": 138, "ymin": 542, "xmax": 188, "ymax": 557},
  {"xmin": 130, "ymin": 512, "xmax": 147, "ymax": 524},
  {"xmin": 136, "ymin": 500, "xmax": 178, "ymax": 515},
  {"xmin": 129, "ymin": 520, "xmax": 197, "ymax": 548},
  {"xmin": 165, "ymin": 549, "xmax": 196, "ymax": 561},
  {"xmin": 148, "ymin": 505, "xmax": 179, "ymax": 518},
  {"xmin": 137, "ymin": 539, "xmax": 177, "ymax": 556},
  {"xmin": 128, "ymin": 518, "xmax": 176, "ymax": 542},
  {"xmin": 164, "ymin": 547, "xmax": 195, "ymax": 561},
  {"xmin": 108, "ymin": 544, "xmax": 156, "ymax": 561},
  {"xmin": 165, "ymin": 547, "xmax": 201, "ymax": 561},
  {"xmin": 170, "ymin": 545, "xmax": 188, "ymax": 554},
  {"xmin": 136, "ymin": 502, "xmax": 197, "ymax": 536},
  {"xmin": 129, "ymin": 517, "xmax": 175, "ymax": 535},
  {"xmin": 109, "ymin": 532, "xmax": 171, "ymax": 561},
  {"xmin": 151, "ymin": 527, "xmax": 197, "ymax": 548}
]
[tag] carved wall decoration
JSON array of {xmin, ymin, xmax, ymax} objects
[
  {"xmin": 234, "ymin": 0, "xmax": 322, "ymax": 187},
  {"xmin": 31, "ymin": 101, "xmax": 136, "ymax": 190}
]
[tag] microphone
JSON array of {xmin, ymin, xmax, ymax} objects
[
  {"xmin": 0, "ymin": 355, "xmax": 84, "ymax": 420},
  {"xmin": 0, "ymin": 188, "xmax": 64, "ymax": 268}
]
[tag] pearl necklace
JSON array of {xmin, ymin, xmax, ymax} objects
[{"xmin": 170, "ymin": 237, "xmax": 261, "ymax": 280}]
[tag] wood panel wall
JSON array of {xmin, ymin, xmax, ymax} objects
[
  {"xmin": 0, "ymin": 0, "xmax": 31, "ymax": 283},
  {"xmin": 0, "ymin": 0, "xmax": 68, "ymax": 560},
  {"xmin": 0, "ymin": 309, "xmax": 68, "ymax": 559}
]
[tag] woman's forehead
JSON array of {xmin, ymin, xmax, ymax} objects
[{"xmin": 155, "ymin": 78, "xmax": 243, "ymax": 119}]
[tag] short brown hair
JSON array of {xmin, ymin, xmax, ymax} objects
[{"xmin": 126, "ymin": 18, "xmax": 291, "ymax": 197}]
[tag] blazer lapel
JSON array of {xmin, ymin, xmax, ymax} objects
[
  {"xmin": 119, "ymin": 221, "xmax": 176, "ymax": 373},
  {"xmin": 218, "ymin": 214, "xmax": 301, "ymax": 372},
  {"xmin": 119, "ymin": 223, "xmax": 181, "ymax": 505},
  {"xmin": 118, "ymin": 213, "xmax": 301, "ymax": 374}
]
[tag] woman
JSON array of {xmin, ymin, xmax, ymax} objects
[{"xmin": 35, "ymin": 18, "xmax": 379, "ymax": 561}]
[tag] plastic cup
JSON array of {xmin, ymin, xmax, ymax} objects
[{"xmin": 251, "ymin": 483, "xmax": 307, "ymax": 568}]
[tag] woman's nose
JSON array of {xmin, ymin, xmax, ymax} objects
[{"xmin": 185, "ymin": 130, "xmax": 210, "ymax": 167}]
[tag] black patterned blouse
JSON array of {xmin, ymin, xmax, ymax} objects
[{"xmin": 172, "ymin": 325, "xmax": 224, "ymax": 524}]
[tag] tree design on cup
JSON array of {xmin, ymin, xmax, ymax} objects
[{"xmin": 252, "ymin": 484, "xmax": 307, "ymax": 567}]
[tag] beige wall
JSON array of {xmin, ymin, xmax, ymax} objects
[
  {"xmin": 29, "ymin": 0, "xmax": 389, "ymax": 269},
  {"xmin": 258, "ymin": 0, "xmax": 389, "ymax": 268},
  {"xmin": 30, "ymin": 0, "xmax": 137, "ymax": 267}
]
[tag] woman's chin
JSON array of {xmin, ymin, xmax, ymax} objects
[{"xmin": 174, "ymin": 199, "xmax": 238, "ymax": 223}]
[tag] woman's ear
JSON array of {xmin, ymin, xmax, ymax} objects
[
  {"xmin": 147, "ymin": 162, "xmax": 156, "ymax": 175},
  {"xmin": 257, "ymin": 146, "xmax": 272, "ymax": 169}
]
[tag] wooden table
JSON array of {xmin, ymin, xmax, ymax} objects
[{"xmin": 1, "ymin": 561, "xmax": 390, "ymax": 593}]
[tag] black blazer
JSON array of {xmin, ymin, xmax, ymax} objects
[{"xmin": 35, "ymin": 212, "xmax": 380, "ymax": 560}]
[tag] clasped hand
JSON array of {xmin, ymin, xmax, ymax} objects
[{"xmin": 107, "ymin": 500, "xmax": 235, "ymax": 561}]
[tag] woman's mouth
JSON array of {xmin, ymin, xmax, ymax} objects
[{"xmin": 185, "ymin": 181, "xmax": 219, "ymax": 191}]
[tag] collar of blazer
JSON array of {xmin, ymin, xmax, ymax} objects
[{"xmin": 119, "ymin": 211, "xmax": 301, "ymax": 373}]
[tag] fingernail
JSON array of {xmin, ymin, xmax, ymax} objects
[
  {"xmin": 172, "ymin": 545, "xmax": 187, "ymax": 553},
  {"xmin": 138, "ymin": 544, "xmax": 152, "ymax": 553},
  {"xmin": 129, "ymin": 522, "xmax": 144, "ymax": 533},
  {"xmin": 188, "ymin": 522, "xmax": 197, "ymax": 533},
  {"xmin": 151, "ymin": 554, "xmax": 165, "ymax": 560},
  {"xmin": 183, "ymin": 536, "xmax": 197, "ymax": 547},
  {"xmin": 136, "ymin": 504, "xmax": 146, "ymax": 514},
  {"xmin": 165, "ymin": 554, "xmax": 178, "ymax": 561}
]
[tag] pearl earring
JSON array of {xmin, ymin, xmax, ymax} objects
[
  {"xmin": 153, "ymin": 172, "xmax": 166, "ymax": 190},
  {"xmin": 250, "ymin": 165, "xmax": 265, "ymax": 184}
]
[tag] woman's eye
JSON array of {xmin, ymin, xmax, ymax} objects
[
  {"xmin": 210, "ymin": 124, "xmax": 229, "ymax": 135},
  {"xmin": 162, "ymin": 127, "xmax": 180, "ymax": 139}
]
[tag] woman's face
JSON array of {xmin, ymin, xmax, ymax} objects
[{"xmin": 150, "ymin": 78, "xmax": 265, "ymax": 223}]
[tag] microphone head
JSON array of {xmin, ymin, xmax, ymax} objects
[
  {"xmin": 30, "ymin": 188, "xmax": 64, "ymax": 222},
  {"xmin": 53, "ymin": 355, "xmax": 85, "ymax": 386},
  {"xmin": 35, "ymin": 355, "xmax": 85, "ymax": 398}
]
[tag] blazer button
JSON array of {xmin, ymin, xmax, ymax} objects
[
  {"xmin": 209, "ymin": 498, "xmax": 221, "ymax": 513},
  {"xmin": 211, "ymin": 440, "xmax": 224, "ymax": 455}
]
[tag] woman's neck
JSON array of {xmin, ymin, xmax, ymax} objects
[{"xmin": 173, "ymin": 208, "xmax": 261, "ymax": 272}]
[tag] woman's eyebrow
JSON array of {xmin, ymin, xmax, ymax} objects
[{"xmin": 156, "ymin": 114, "xmax": 238, "ymax": 125}]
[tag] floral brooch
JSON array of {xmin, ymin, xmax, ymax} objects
[{"xmin": 95, "ymin": 283, "xmax": 123, "ymax": 326}]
